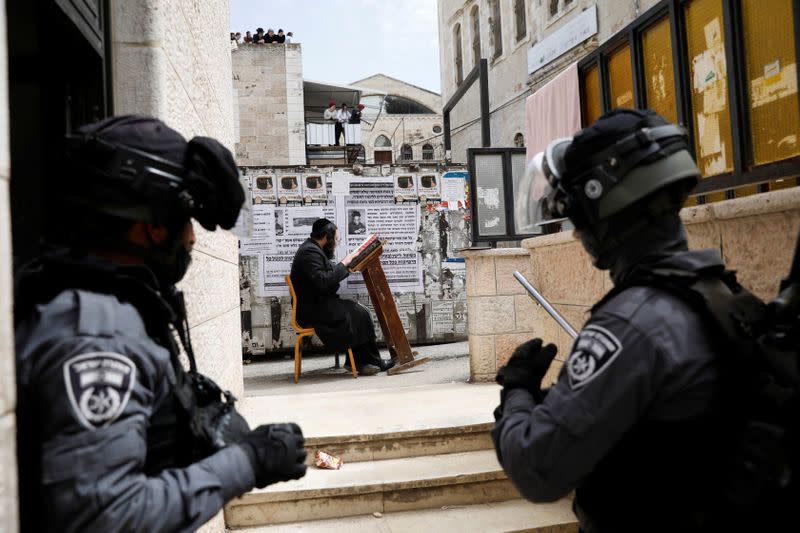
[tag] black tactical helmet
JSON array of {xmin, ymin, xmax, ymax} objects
[
  {"xmin": 540, "ymin": 109, "xmax": 699, "ymax": 229},
  {"xmin": 64, "ymin": 115, "xmax": 244, "ymax": 232},
  {"xmin": 531, "ymin": 109, "xmax": 699, "ymax": 267}
]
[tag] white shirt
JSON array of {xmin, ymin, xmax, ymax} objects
[
  {"xmin": 323, "ymin": 107, "xmax": 337, "ymax": 120},
  {"xmin": 337, "ymin": 109, "xmax": 350, "ymax": 123}
]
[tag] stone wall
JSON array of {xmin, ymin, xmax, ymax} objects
[
  {"xmin": 110, "ymin": 2, "xmax": 241, "ymax": 530},
  {"xmin": 239, "ymin": 164, "xmax": 471, "ymax": 356},
  {"xmin": 439, "ymin": 0, "xmax": 535, "ymax": 162},
  {"xmin": 352, "ymin": 74, "xmax": 445, "ymax": 164},
  {"xmin": 464, "ymin": 187, "xmax": 800, "ymax": 383},
  {"xmin": 0, "ymin": 0, "xmax": 18, "ymax": 528},
  {"xmin": 232, "ymin": 43, "xmax": 305, "ymax": 166}
]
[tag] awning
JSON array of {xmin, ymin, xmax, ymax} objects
[{"xmin": 303, "ymin": 79, "xmax": 386, "ymax": 122}]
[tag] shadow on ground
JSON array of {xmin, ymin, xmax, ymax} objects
[{"xmin": 243, "ymin": 341, "xmax": 470, "ymax": 396}]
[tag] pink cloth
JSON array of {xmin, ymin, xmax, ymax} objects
[
  {"xmin": 525, "ymin": 62, "xmax": 581, "ymax": 200},
  {"xmin": 525, "ymin": 62, "xmax": 581, "ymax": 160}
]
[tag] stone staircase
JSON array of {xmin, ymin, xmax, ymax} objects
[{"xmin": 226, "ymin": 383, "xmax": 578, "ymax": 532}]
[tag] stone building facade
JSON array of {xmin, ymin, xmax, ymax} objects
[
  {"xmin": 436, "ymin": 0, "xmax": 665, "ymax": 162},
  {"xmin": 352, "ymin": 74, "xmax": 445, "ymax": 164},
  {"xmin": 232, "ymin": 43, "xmax": 306, "ymax": 166},
  {"xmin": 437, "ymin": 0, "xmax": 536, "ymax": 162}
]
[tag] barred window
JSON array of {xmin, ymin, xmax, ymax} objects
[
  {"xmin": 490, "ymin": 0, "xmax": 503, "ymax": 59},
  {"xmin": 454, "ymin": 24, "xmax": 463, "ymax": 85},
  {"xmin": 514, "ymin": 0, "xmax": 526, "ymax": 42},
  {"xmin": 471, "ymin": 6, "xmax": 481, "ymax": 66}
]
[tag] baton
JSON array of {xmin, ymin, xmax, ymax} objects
[{"xmin": 513, "ymin": 271, "xmax": 578, "ymax": 340}]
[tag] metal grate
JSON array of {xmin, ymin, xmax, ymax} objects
[
  {"xmin": 474, "ymin": 153, "xmax": 507, "ymax": 236},
  {"xmin": 582, "ymin": 64, "xmax": 602, "ymax": 126},
  {"xmin": 642, "ymin": 16, "xmax": 678, "ymax": 123},
  {"xmin": 608, "ymin": 44, "xmax": 634, "ymax": 109},
  {"xmin": 685, "ymin": 0, "xmax": 733, "ymax": 177},
  {"xmin": 742, "ymin": 0, "xmax": 800, "ymax": 165}
]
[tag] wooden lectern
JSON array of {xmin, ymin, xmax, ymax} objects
[{"xmin": 350, "ymin": 243, "xmax": 429, "ymax": 375}]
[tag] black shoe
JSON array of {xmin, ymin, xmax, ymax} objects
[
  {"xmin": 358, "ymin": 363, "xmax": 380, "ymax": 376},
  {"xmin": 378, "ymin": 358, "xmax": 396, "ymax": 372},
  {"xmin": 344, "ymin": 360, "xmax": 380, "ymax": 376}
]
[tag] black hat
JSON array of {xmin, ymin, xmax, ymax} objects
[{"xmin": 312, "ymin": 218, "xmax": 334, "ymax": 234}]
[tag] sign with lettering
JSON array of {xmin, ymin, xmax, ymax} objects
[{"xmin": 528, "ymin": 4, "xmax": 597, "ymax": 74}]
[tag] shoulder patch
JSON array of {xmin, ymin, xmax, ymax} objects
[
  {"xmin": 63, "ymin": 352, "xmax": 136, "ymax": 430},
  {"xmin": 566, "ymin": 325, "xmax": 622, "ymax": 390}
]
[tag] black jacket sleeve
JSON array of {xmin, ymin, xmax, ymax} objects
[{"xmin": 297, "ymin": 245, "xmax": 349, "ymax": 295}]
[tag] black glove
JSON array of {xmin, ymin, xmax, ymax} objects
[
  {"xmin": 496, "ymin": 338, "xmax": 558, "ymax": 395},
  {"xmin": 240, "ymin": 423, "xmax": 307, "ymax": 488}
]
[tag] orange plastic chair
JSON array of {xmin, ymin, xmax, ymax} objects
[{"xmin": 285, "ymin": 275, "xmax": 358, "ymax": 383}]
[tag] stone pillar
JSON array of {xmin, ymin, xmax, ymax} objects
[
  {"xmin": 462, "ymin": 248, "xmax": 552, "ymax": 382},
  {"xmin": 110, "ymin": 2, "xmax": 239, "ymax": 531},
  {"xmin": 0, "ymin": 0, "xmax": 19, "ymax": 529}
]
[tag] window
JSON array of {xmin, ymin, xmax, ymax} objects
[
  {"xmin": 549, "ymin": 0, "xmax": 558, "ymax": 17},
  {"xmin": 422, "ymin": 144, "xmax": 434, "ymax": 160},
  {"xmin": 471, "ymin": 6, "xmax": 481, "ymax": 66},
  {"xmin": 401, "ymin": 144, "xmax": 413, "ymax": 160},
  {"xmin": 514, "ymin": 0, "xmax": 526, "ymax": 42},
  {"xmin": 608, "ymin": 44, "xmax": 634, "ymax": 109},
  {"xmin": 383, "ymin": 95, "xmax": 436, "ymax": 114},
  {"xmin": 642, "ymin": 16, "xmax": 678, "ymax": 123},
  {"xmin": 454, "ymin": 24, "xmax": 464, "ymax": 85},
  {"xmin": 577, "ymin": 0, "xmax": 800, "ymax": 201},
  {"xmin": 581, "ymin": 63, "xmax": 602, "ymax": 126},
  {"xmin": 374, "ymin": 135, "xmax": 391, "ymax": 147},
  {"xmin": 742, "ymin": 0, "xmax": 799, "ymax": 165},
  {"xmin": 685, "ymin": 0, "xmax": 733, "ymax": 177},
  {"xmin": 513, "ymin": 133, "xmax": 524, "ymax": 147},
  {"xmin": 489, "ymin": 0, "xmax": 502, "ymax": 59},
  {"xmin": 359, "ymin": 95, "xmax": 382, "ymax": 122},
  {"xmin": 432, "ymin": 125, "xmax": 442, "ymax": 134}
]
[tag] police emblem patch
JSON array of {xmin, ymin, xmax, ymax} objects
[
  {"xmin": 566, "ymin": 325, "xmax": 622, "ymax": 390},
  {"xmin": 63, "ymin": 352, "xmax": 136, "ymax": 430}
]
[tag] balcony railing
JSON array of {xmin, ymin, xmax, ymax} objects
[{"xmin": 305, "ymin": 122, "xmax": 361, "ymax": 146}]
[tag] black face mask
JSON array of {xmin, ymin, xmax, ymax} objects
[
  {"xmin": 322, "ymin": 238, "xmax": 336, "ymax": 260},
  {"xmin": 144, "ymin": 226, "xmax": 193, "ymax": 287}
]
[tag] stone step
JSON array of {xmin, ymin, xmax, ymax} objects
[
  {"xmin": 225, "ymin": 449, "xmax": 523, "ymax": 527},
  {"xmin": 241, "ymin": 383, "xmax": 501, "ymax": 462},
  {"xmin": 234, "ymin": 498, "xmax": 579, "ymax": 532}
]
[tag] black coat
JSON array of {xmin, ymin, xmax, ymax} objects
[{"xmin": 290, "ymin": 239, "xmax": 375, "ymax": 350}]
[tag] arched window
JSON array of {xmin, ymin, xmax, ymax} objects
[
  {"xmin": 401, "ymin": 144, "xmax": 413, "ymax": 161},
  {"xmin": 514, "ymin": 133, "xmax": 525, "ymax": 147},
  {"xmin": 514, "ymin": 0, "xmax": 526, "ymax": 42},
  {"xmin": 471, "ymin": 6, "xmax": 481, "ymax": 66},
  {"xmin": 383, "ymin": 95, "xmax": 435, "ymax": 114},
  {"xmin": 489, "ymin": 0, "xmax": 502, "ymax": 59},
  {"xmin": 453, "ymin": 24, "xmax": 463, "ymax": 85},
  {"xmin": 374, "ymin": 134, "xmax": 392, "ymax": 147},
  {"xmin": 422, "ymin": 144, "xmax": 434, "ymax": 160}
]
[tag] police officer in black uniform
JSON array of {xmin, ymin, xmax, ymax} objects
[
  {"xmin": 492, "ymin": 109, "xmax": 737, "ymax": 532},
  {"xmin": 14, "ymin": 116, "xmax": 307, "ymax": 532}
]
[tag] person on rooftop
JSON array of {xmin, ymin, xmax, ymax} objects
[{"xmin": 276, "ymin": 29, "xmax": 286, "ymax": 43}]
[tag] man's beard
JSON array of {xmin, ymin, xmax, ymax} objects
[{"xmin": 323, "ymin": 240, "xmax": 336, "ymax": 259}]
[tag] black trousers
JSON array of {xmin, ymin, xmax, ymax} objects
[
  {"xmin": 351, "ymin": 340, "xmax": 381, "ymax": 367},
  {"xmin": 334, "ymin": 122, "xmax": 344, "ymax": 145}
]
